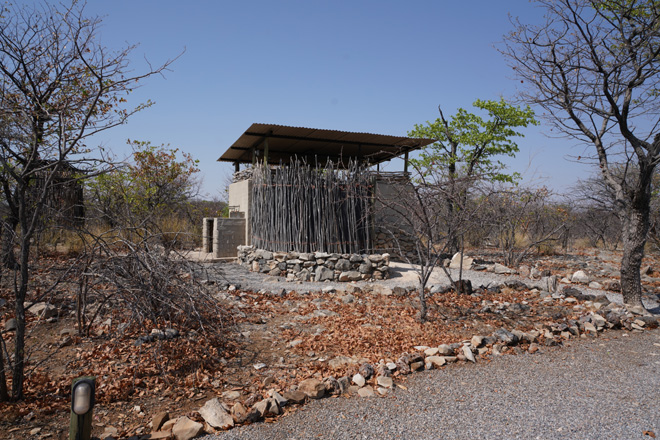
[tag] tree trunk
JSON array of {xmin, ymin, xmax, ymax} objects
[
  {"xmin": 0, "ymin": 338, "xmax": 9, "ymax": 401},
  {"xmin": 11, "ymin": 240, "xmax": 29, "ymax": 400},
  {"xmin": 619, "ymin": 203, "xmax": 650, "ymax": 308},
  {"xmin": 417, "ymin": 284, "xmax": 428, "ymax": 322},
  {"xmin": 0, "ymin": 217, "xmax": 19, "ymax": 270}
]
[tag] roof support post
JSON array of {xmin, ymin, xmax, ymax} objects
[
  {"xmin": 234, "ymin": 161, "xmax": 240, "ymax": 173},
  {"xmin": 264, "ymin": 137, "xmax": 269, "ymax": 165},
  {"xmin": 404, "ymin": 151, "xmax": 409, "ymax": 174}
]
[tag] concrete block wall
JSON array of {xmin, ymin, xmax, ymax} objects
[{"xmin": 228, "ymin": 179, "xmax": 252, "ymax": 245}]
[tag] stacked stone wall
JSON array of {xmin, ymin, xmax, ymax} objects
[
  {"xmin": 371, "ymin": 226, "xmax": 418, "ymax": 263},
  {"xmin": 237, "ymin": 246, "xmax": 390, "ymax": 282}
]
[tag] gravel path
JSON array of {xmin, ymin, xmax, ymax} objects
[
  {"xmin": 203, "ymin": 328, "xmax": 660, "ymax": 440},
  {"xmin": 209, "ymin": 260, "xmax": 660, "ymax": 311}
]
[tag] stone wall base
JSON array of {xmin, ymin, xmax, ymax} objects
[{"xmin": 237, "ymin": 246, "xmax": 390, "ymax": 282}]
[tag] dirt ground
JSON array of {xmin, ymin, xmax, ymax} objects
[{"xmin": 0, "ymin": 248, "xmax": 659, "ymax": 439}]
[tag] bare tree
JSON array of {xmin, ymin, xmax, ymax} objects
[
  {"xmin": 572, "ymin": 174, "xmax": 623, "ymax": 250},
  {"xmin": 479, "ymin": 185, "xmax": 567, "ymax": 266},
  {"xmin": 375, "ymin": 164, "xmax": 478, "ymax": 321},
  {"xmin": 502, "ymin": 0, "xmax": 660, "ymax": 307},
  {"xmin": 0, "ymin": 1, "xmax": 176, "ymax": 400}
]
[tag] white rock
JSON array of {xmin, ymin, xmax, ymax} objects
[
  {"xmin": 449, "ymin": 252, "xmax": 474, "ymax": 270},
  {"xmin": 199, "ymin": 398, "xmax": 234, "ymax": 430},
  {"xmin": 357, "ymin": 386, "xmax": 375, "ymax": 397},
  {"xmin": 425, "ymin": 356, "xmax": 447, "ymax": 369},
  {"xmin": 493, "ymin": 263, "xmax": 515, "ymax": 274},
  {"xmin": 377, "ymin": 376, "xmax": 393, "ymax": 388},
  {"xmin": 424, "ymin": 347, "xmax": 439, "ymax": 356},
  {"xmin": 571, "ymin": 270, "xmax": 590, "ymax": 284},
  {"xmin": 471, "ymin": 335, "xmax": 484, "ymax": 348},
  {"xmin": 462, "ymin": 345, "xmax": 476, "ymax": 362},
  {"xmin": 172, "ymin": 417, "xmax": 204, "ymax": 440},
  {"xmin": 352, "ymin": 373, "xmax": 366, "ymax": 388}
]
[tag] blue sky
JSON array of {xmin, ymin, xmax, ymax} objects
[{"xmin": 80, "ymin": 0, "xmax": 592, "ymax": 199}]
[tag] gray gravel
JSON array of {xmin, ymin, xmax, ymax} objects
[
  {"xmin": 209, "ymin": 260, "xmax": 660, "ymax": 311},
  {"xmin": 203, "ymin": 328, "xmax": 660, "ymax": 440}
]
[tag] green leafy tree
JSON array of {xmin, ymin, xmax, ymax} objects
[
  {"xmin": 502, "ymin": 0, "xmax": 660, "ymax": 307},
  {"xmin": 408, "ymin": 98, "xmax": 538, "ymax": 252},
  {"xmin": 88, "ymin": 140, "xmax": 200, "ymax": 246}
]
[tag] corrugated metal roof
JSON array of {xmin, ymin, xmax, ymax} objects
[{"xmin": 218, "ymin": 123, "xmax": 435, "ymax": 166}]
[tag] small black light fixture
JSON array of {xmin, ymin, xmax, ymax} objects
[{"xmin": 69, "ymin": 377, "xmax": 96, "ymax": 440}]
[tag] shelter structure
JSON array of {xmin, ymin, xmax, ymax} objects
[{"xmin": 204, "ymin": 123, "xmax": 434, "ymax": 261}]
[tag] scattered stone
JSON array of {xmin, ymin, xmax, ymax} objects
[
  {"xmin": 337, "ymin": 376, "xmax": 350, "ymax": 394},
  {"xmin": 359, "ymin": 363, "xmax": 375, "ymax": 380},
  {"xmin": 172, "ymin": 416, "xmax": 204, "ymax": 440},
  {"xmin": 471, "ymin": 335, "xmax": 484, "ymax": 348},
  {"xmin": 298, "ymin": 378, "xmax": 325, "ymax": 399},
  {"xmin": 341, "ymin": 294, "xmax": 355, "ymax": 304},
  {"xmin": 637, "ymin": 316, "xmax": 659, "ymax": 328},
  {"xmin": 4, "ymin": 318, "xmax": 17, "ymax": 332},
  {"xmin": 626, "ymin": 305, "xmax": 647, "ymax": 316},
  {"xmin": 437, "ymin": 344, "xmax": 453, "ymax": 356},
  {"xmin": 323, "ymin": 377, "xmax": 342, "ymax": 395},
  {"xmin": 583, "ymin": 322, "xmax": 598, "ymax": 335},
  {"xmin": 377, "ymin": 387, "xmax": 390, "ymax": 396},
  {"xmin": 352, "ymin": 373, "xmax": 366, "ymax": 388},
  {"xmin": 243, "ymin": 393, "xmax": 263, "ymax": 408},
  {"xmin": 493, "ymin": 328, "xmax": 518, "ymax": 345},
  {"xmin": 161, "ymin": 419, "xmax": 177, "ymax": 433},
  {"xmin": 27, "ymin": 302, "xmax": 57, "ymax": 319},
  {"xmin": 101, "ymin": 426, "xmax": 118, "ymax": 438},
  {"xmin": 424, "ymin": 347, "xmax": 439, "ymax": 356},
  {"xmin": 252, "ymin": 399, "xmax": 269, "ymax": 418},
  {"xmin": 571, "ymin": 270, "xmax": 590, "ymax": 284},
  {"xmin": 148, "ymin": 430, "xmax": 173, "ymax": 439},
  {"xmin": 230, "ymin": 402, "xmax": 248, "ymax": 424},
  {"xmin": 493, "ymin": 263, "xmax": 515, "ymax": 274},
  {"xmin": 329, "ymin": 355, "xmax": 357, "ymax": 369},
  {"xmin": 449, "ymin": 252, "xmax": 473, "ymax": 270},
  {"xmin": 282, "ymin": 390, "xmax": 306, "ymax": 404},
  {"xmin": 253, "ymin": 363, "xmax": 267, "ymax": 370},
  {"xmin": 376, "ymin": 376, "xmax": 393, "ymax": 388},
  {"xmin": 604, "ymin": 280, "xmax": 621, "ymax": 292},
  {"xmin": 410, "ymin": 361, "xmax": 424, "ymax": 372},
  {"xmin": 152, "ymin": 411, "xmax": 170, "ymax": 432},
  {"xmin": 518, "ymin": 265, "xmax": 531, "ymax": 278},
  {"xmin": 462, "ymin": 345, "xmax": 476, "ymax": 363},
  {"xmin": 199, "ymin": 398, "xmax": 234, "ymax": 430},
  {"xmin": 339, "ymin": 271, "xmax": 362, "ymax": 282},
  {"xmin": 425, "ymin": 356, "xmax": 447, "ymax": 369},
  {"xmin": 357, "ymin": 386, "xmax": 375, "ymax": 398}
]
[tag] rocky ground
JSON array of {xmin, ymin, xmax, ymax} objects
[
  {"xmin": 1, "ymin": 248, "xmax": 659, "ymax": 440},
  {"xmin": 202, "ymin": 327, "xmax": 660, "ymax": 440}
]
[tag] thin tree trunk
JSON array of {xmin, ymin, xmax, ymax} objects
[
  {"xmin": 11, "ymin": 240, "xmax": 29, "ymax": 400},
  {"xmin": 418, "ymin": 284, "xmax": 427, "ymax": 322},
  {"xmin": 1, "ymin": 217, "xmax": 19, "ymax": 270},
  {"xmin": 0, "ymin": 337, "xmax": 9, "ymax": 401},
  {"xmin": 619, "ymin": 204, "xmax": 650, "ymax": 308}
]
